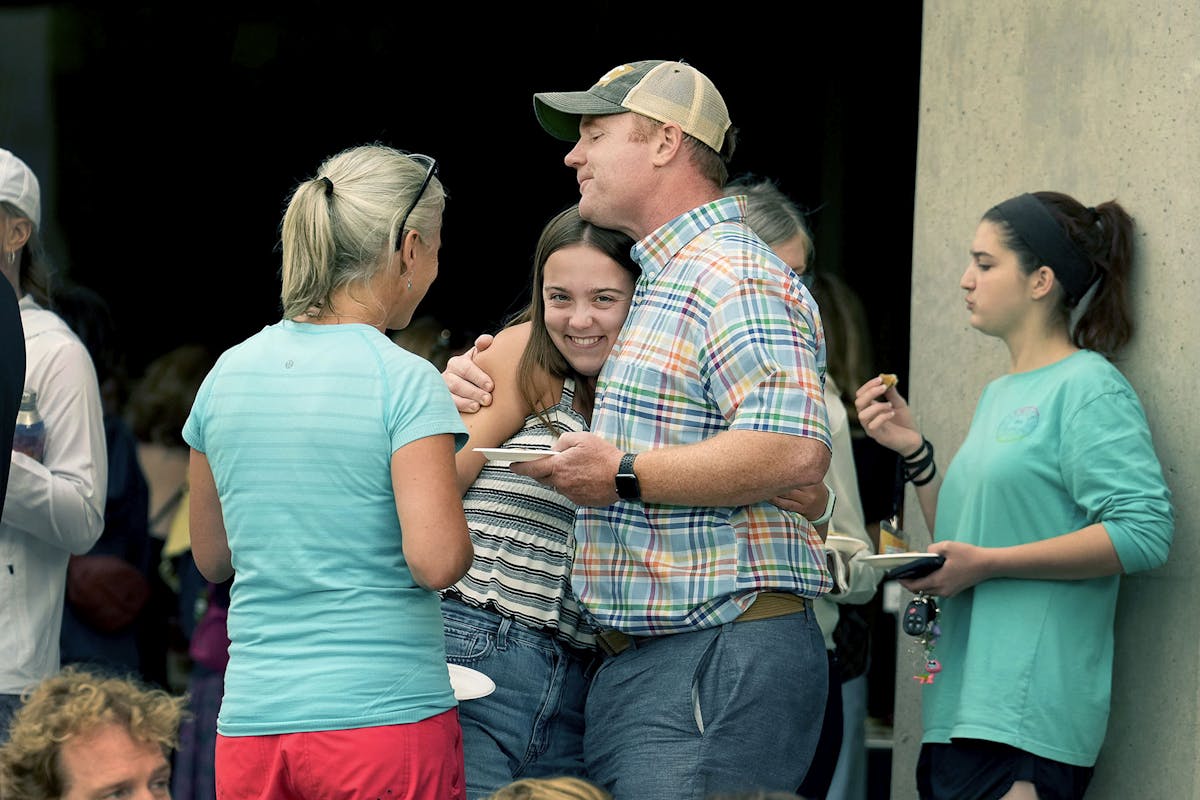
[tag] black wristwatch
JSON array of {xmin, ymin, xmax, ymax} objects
[{"xmin": 615, "ymin": 452, "xmax": 641, "ymax": 501}]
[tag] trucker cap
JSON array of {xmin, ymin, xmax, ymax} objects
[{"xmin": 533, "ymin": 60, "xmax": 731, "ymax": 154}]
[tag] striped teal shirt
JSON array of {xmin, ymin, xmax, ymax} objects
[
  {"xmin": 183, "ymin": 321, "xmax": 468, "ymax": 735},
  {"xmin": 574, "ymin": 196, "xmax": 833, "ymax": 635}
]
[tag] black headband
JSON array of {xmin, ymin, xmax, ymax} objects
[{"xmin": 990, "ymin": 193, "xmax": 1096, "ymax": 304}]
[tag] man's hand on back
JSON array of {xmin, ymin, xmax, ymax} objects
[{"xmin": 443, "ymin": 333, "xmax": 495, "ymax": 413}]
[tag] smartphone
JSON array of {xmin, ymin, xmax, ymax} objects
[{"xmin": 884, "ymin": 554, "xmax": 945, "ymax": 581}]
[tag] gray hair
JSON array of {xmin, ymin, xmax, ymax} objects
[
  {"xmin": 279, "ymin": 144, "xmax": 445, "ymax": 320},
  {"xmin": 723, "ymin": 175, "xmax": 814, "ymax": 265}
]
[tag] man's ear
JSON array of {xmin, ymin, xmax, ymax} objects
[{"xmin": 652, "ymin": 121, "xmax": 684, "ymax": 165}]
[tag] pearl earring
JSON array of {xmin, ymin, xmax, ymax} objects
[
  {"xmin": 407, "ymin": 278, "xmax": 412, "ymax": 290},
  {"xmin": 5, "ymin": 252, "xmax": 14, "ymax": 265}
]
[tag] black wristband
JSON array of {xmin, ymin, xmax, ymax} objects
[
  {"xmin": 902, "ymin": 437, "xmax": 931, "ymax": 464},
  {"xmin": 903, "ymin": 438, "xmax": 935, "ymax": 483},
  {"xmin": 910, "ymin": 460, "xmax": 938, "ymax": 487}
]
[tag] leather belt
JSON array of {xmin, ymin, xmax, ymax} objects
[{"xmin": 594, "ymin": 592, "xmax": 811, "ymax": 658}]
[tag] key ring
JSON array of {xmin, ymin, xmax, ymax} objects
[{"xmin": 904, "ymin": 592, "xmax": 942, "ymax": 685}]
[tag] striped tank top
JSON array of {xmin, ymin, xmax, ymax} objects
[{"xmin": 446, "ymin": 378, "xmax": 595, "ymax": 651}]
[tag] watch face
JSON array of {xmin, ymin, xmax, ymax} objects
[{"xmin": 616, "ymin": 473, "xmax": 640, "ymax": 500}]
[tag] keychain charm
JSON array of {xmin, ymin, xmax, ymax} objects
[{"xmin": 903, "ymin": 593, "xmax": 941, "ymax": 685}]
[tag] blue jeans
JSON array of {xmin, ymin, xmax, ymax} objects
[
  {"xmin": 584, "ymin": 608, "xmax": 827, "ymax": 800},
  {"xmin": 827, "ymin": 674, "xmax": 869, "ymax": 800},
  {"xmin": 0, "ymin": 694, "xmax": 21, "ymax": 746},
  {"xmin": 441, "ymin": 598, "xmax": 598, "ymax": 800}
]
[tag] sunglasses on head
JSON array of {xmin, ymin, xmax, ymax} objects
[{"xmin": 395, "ymin": 153, "xmax": 439, "ymax": 251}]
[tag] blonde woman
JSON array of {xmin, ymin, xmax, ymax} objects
[{"xmin": 186, "ymin": 144, "xmax": 472, "ymax": 800}]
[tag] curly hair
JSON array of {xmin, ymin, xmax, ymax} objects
[
  {"xmin": 485, "ymin": 776, "xmax": 614, "ymax": 800},
  {"xmin": 0, "ymin": 666, "xmax": 187, "ymax": 800}
]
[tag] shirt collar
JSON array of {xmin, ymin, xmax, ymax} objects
[{"xmin": 631, "ymin": 195, "xmax": 746, "ymax": 280}]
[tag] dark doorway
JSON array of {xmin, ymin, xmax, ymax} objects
[{"xmin": 34, "ymin": 5, "xmax": 919, "ymax": 390}]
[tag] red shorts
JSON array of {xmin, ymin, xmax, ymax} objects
[{"xmin": 214, "ymin": 709, "xmax": 465, "ymax": 800}]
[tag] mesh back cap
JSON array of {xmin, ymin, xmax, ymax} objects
[
  {"xmin": 533, "ymin": 60, "xmax": 731, "ymax": 153},
  {"xmin": 0, "ymin": 148, "xmax": 41, "ymax": 229}
]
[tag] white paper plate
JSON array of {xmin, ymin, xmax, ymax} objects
[
  {"xmin": 825, "ymin": 534, "xmax": 870, "ymax": 556},
  {"xmin": 473, "ymin": 447, "xmax": 558, "ymax": 462},
  {"xmin": 860, "ymin": 552, "xmax": 941, "ymax": 570},
  {"xmin": 447, "ymin": 663, "xmax": 496, "ymax": 701}
]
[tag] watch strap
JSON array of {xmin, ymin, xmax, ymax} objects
[
  {"xmin": 812, "ymin": 483, "xmax": 837, "ymax": 527},
  {"xmin": 616, "ymin": 452, "xmax": 641, "ymax": 500},
  {"xmin": 619, "ymin": 452, "xmax": 637, "ymax": 476}
]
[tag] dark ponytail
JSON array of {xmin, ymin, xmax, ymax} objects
[
  {"xmin": 1041, "ymin": 192, "xmax": 1135, "ymax": 358},
  {"xmin": 987, "ymin": 191, "xmax": 1136, "ymax": 359}
]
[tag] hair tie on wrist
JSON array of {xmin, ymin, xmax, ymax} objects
[
  {"xmin": 903, "ymin": 437, "xmax": 936, "ymax": 484},
  {"xmin": 903, "ymin": 437, "xmax": 931, "ymax": 464},
  {"xmin": 911, "ymin": 461, "xmax": 937, "ymax": 486},
  {"xmin": 320, "ymin": 176, "xmax": 334, "ymax": 198}
]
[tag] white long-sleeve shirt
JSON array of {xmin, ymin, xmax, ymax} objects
[
  {"xmin": 1, "ymin": 295, "xmax": 106, "ymax": 695},
  {"xmin": 814, "ymin": 376, "xmax": 881, "ymax": 651}
]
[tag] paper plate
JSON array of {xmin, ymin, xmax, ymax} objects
[
  {"xmin": 859, "ymin": 552, "xmax": 942, "ymax": 570},
  {"xmin": 447, "ymin": 663, "xmax": 497, "ymax": 701},
  {"xmin": 473, "ymin": 447, "xmax": 558, "ymax": 462}
]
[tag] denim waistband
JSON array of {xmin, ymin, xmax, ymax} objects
[{"xmin": 441, "ymin": 596, "xmax": 597, "ymax": 661}]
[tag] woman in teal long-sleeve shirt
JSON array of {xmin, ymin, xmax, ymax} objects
[{"xmin": 855, "ymin": 191, "xmax": 1173, "ymax": 800}]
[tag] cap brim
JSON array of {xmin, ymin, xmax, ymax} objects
[{"xmin": 533, "ymin": 91, "xmax": 627, "ymax": 142}]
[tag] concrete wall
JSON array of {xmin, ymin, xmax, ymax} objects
[{"xmin": 894, "ymin": 2, "xmax": 1200, "ymax": 797}]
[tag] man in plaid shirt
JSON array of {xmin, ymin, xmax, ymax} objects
[{"xmin": 446, "ymin": 60, "xmax": 834, "ymax": 798}]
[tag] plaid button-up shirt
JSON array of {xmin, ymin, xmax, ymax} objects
[{"xmin": 573, "ymin": 196, "xmax": 834, "ymax": 636}]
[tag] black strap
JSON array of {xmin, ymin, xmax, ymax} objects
[
  {"xmin": 891, "ymin": 452, "xmax": 905, "ymax": 522},
  {"xmin": 149, "ymin": 483, "xmax": 187, "ymax": 530}
]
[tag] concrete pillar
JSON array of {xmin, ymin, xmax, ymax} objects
[{"xmin": 894, "ymin": 2, "xmax": 1199, "ymax": 797}]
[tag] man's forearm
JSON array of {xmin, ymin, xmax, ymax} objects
[{"xmin": 635, "ymin": 430, "xmax": 830, "ymax": 507}]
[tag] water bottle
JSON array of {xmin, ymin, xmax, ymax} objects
[{"xmin": 13, "ymin": 389, "xmax": 46, "ymax": 462}]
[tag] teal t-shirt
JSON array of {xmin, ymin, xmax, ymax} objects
[
  {"xmin": 183, "ymin": 321, "xmax": 468, "ymax": 736},
  {"xmin": 925, "ymin": 350, "xmax": 1173, "ymax": 766}
]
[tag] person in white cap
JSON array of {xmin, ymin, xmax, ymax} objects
[
  {"xmin": 443, "ymin": 60, "xmax": 833, "ymax": 799},
  {"xmin": 0, "ymin": 147, "xmax": 107, "ymax": 742}
]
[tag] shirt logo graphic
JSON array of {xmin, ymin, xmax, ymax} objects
[{"xmin": 996, "ymin": 406, "xmax": 1039, "ymax": 442}]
